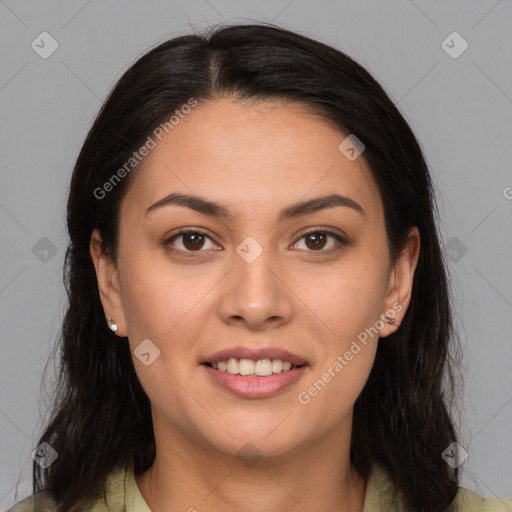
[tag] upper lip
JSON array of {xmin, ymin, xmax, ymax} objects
[{"xmin": 202, "ymin": 346, "xmax": 308, "ymax": 366}]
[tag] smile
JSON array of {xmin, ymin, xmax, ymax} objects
[
  {"xmin": 201, "ymin": 360, "xmax": 308, "ymax": 398},
  {"xmin": 204, "ymin": 357, "xmax": 304, "ymax": 376}
]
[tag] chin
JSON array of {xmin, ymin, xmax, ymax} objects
[{"xmin": 204, "ymin": 427, "xmax": 305, "ymax": 462}]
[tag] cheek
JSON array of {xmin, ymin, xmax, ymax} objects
[
  {"xmin": 295, "ymin": 251, "xmax": 386, "ymax": 396},
  {"xmin": 297, "ymin": 340, "xmax": 378, "ymax": 424},
  {"xmin": 298, "ymin": 253, "xmax": 388, "ymax": 339},
  {"xmin": 118, "ymin": 242, "xmax": 215, "ymax": 342},
  {"xmin": 117, "ymin": 250, "xmax": 210, "ymax": 419},
  {"xmin": 297, "ymin": 265, "xmax": 383, "ymax": 416}
]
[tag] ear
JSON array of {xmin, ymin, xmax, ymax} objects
[
  {"xmin": 89, "ymin": 228, "xmax": 127, "ymax": 337},
  {"xmin": 379, "ymin": 226, "xmax": 420, "ymax": 337}
]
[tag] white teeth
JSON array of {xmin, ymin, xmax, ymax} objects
[
  {"xmin": 272, "ymin": 359, "xmax": 282, "ymax": 373},
  {"xmin": 227, "ymin": 358, "xmax": 238, "ymax": 375},
  {"xmin": 238, "ymin": 359, "xmax": 255, "ymax": 375},
  {"xmin": 255, "ymin": 359, "xmax": 273, "ymax": 376},
  {"xmin": 210, "ymin": 357, "xmax": 300, "ymax": 376}
]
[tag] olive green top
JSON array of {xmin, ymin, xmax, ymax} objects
[{"xmin": 7, "ymin": 462, "xmax": 512, "ymax": 511}]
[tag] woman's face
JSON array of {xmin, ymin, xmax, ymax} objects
[{"xmin": 92, "ymin": 98, "xmax": 418, "ymax": 460}]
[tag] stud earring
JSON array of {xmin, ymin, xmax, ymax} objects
[
  {"xmin": 107, "ymin": 318, "xmax": 118, "ymax": 332},
  {"xmin": 385, "ymin": 316, "xmax": 395, "ymax": 325}
]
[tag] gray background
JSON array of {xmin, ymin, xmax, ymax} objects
[{"xmin": 1, "ymin": 0, "xmax": 511, "ymax": 507}]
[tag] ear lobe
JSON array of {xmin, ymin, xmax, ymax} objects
[
  {"xmin": 379, "ymin": 226, "xmax": 420, "ymax": 338},
  {"xmin": 89, "ymin": 228, "xmax": 127, "ymax": 337}
]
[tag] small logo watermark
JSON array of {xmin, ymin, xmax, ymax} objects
[
  {"xmin": 31, "ymin": 442, "xmax": 58, "ymax": 468},
  {"xmin": 134, "ymin": 338, "xmax": 161, "ymax": 366},
  {"xmin": 338, "ymin": 134, "xmax": 365, "ymax": 161},
  {"xmin": 441, "ymin": 32, "xmax": 468, "ymax": 59},
  {"xmin": 444, "ymin": 236, "xmax": 468, "ymax": 263},
  {"xmin": 32, "ymin": 237, "xmax": 58, "ymax": 263},
  {"xmin": 236, "ymin": 442, "xmax": 262, "ymax": 468},
  {"xmin": 31, "ymin": 32, "xmax": 59, "ymax": 59},
  {"xmin": 236, "ymin": 236, "xmax": 264, "ymax": 264},
  {"xmin": 441, "ymin": 442, "xmax": 468, "ymax": 468}
]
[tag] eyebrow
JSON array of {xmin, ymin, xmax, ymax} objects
[{"xmin": 144, "ymin": 192, "xmax": 365, "ymax": 221}]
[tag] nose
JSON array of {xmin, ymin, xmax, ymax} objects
[{"xmin": 217, "ymin": 248, "xmax": 294, "ymax": 331}]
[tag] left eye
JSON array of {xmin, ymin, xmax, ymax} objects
[{"xmin": 292, "ymin": 230, "xmax": 345, "ymax": 252}]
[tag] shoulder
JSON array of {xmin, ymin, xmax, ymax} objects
[
  {"xmin": 364, "ymin": 464, "xmax": 512, "ymax": 512},
  {"xmin": 6, "ymin": 491, "xmax": 58, "ymax": 512},
  {"xmin": 6, "ymin": 464, "xmax": 130, "ymax": 512},
  {"xmin": 452, "ymin": 487, "xmax": 512, "ymax": 511}
]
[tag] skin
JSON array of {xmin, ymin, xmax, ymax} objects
[{"xmin": 90, "ymin": 97, "xmax": 420, "ymax": 512}]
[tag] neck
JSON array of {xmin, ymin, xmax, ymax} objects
[{"xmin": 135, "ymin": 418, "xmax": 366, "ymax": 512}]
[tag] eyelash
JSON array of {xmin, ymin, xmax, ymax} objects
[{"xmin": 164, "ymin": 228, "xmax": 346, "ymax": 257}]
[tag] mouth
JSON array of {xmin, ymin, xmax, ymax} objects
[
  {"xmin": 200, "ymin": 346, "xmax": 308, "ymax": 376},
  {"xmin": 201, "ymin": 358, "xmax": 307, "ymax": 377},
  {"xmin": 200, "ymin": 347, "xmax": 309, "ymax": 398}
]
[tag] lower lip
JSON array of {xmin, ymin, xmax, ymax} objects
[{"xmin": 201, "ymin": 364, "xmax": 308, "ymax": 398}]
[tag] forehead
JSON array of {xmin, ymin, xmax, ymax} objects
[{"xmin": 121, "ymin": 98, "xmax": 383, "ymax": 223}]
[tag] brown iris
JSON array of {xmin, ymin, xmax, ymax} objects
[
  {"xmin": 182, "ymin": 233, "xmax": 206, "ymax": 251},
  {"xmin": 304, "ymin": 232, "xmax": 328, "ymax": 250}
]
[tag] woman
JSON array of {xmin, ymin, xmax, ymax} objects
[{"xmin": 8, "ymin": 23, "xmax": 512, "ymax": 512}]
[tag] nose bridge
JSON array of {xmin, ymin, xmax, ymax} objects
[
  {"xmin": 238, "ymin": 247, "xmax": 274, "ymax": 297},
  {"xmin": 218, "ymin": 238, "xmax": 293, "ymax": 328}
]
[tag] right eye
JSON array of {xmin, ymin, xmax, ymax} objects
[{"xmin": 164, "ymin": 229, "xmax": 221, "ymax": 255}]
